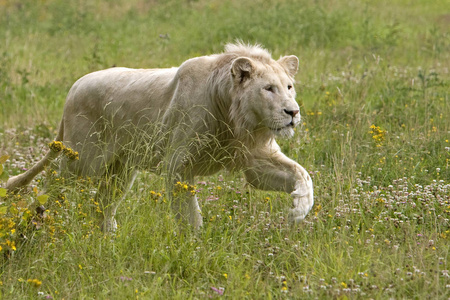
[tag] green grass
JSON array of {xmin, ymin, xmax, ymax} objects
[{"xmin": 0, "ymin": 0, "xmax": 449, "ymax": 298}]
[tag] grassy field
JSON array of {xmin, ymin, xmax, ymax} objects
[{"xmin": 0, "ymin": 0, "xmax": 449, "ymax": 298}]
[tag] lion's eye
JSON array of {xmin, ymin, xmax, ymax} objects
[
  {"xmin": 287, "ymin": 85, "xmax": 293, "ymax": 90},
  {"xmin": 264, "ymin": 86, "xmax": 274, "ymax": 92}
]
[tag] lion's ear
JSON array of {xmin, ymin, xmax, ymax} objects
[
  {"xmin": 278, "ymin": 55, "xmax": 299, "ymax": 77},
  {"xmin": 231, "ymin": 57, "xmax": 254, "ymax": 83}
]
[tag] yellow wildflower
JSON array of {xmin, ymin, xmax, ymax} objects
[
  {"xmin": 173, "ymin": 181, "xmax": 196, "ymax": 195},
  {"xmin": 49, "ymin": 141, "xmax": 79, "ymax": 160},
  {"xmin": 63, "ymin": 147, "xmax": 79, "ymax": 160},
  {"xmin": 369, "ymin": 125, "xmax": 386, "ymax": 147},
  {"xmin": 27, "ymin": 278, "xmax": 42, "ymax": 288},
  {"xmin": 48, "ymin": 141, "xmax": 64, "ymax": 152}
]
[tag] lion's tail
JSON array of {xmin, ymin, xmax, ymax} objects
[{"xmin": 5, "ymin": 119, "xmax": 64, "ymax": 191}]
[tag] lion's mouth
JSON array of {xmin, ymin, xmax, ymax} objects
[
  {"xmin": 270, "ymin": 126, "xmax": 288, "ymax": 132},
  {"xmin": 269, "ymin": 125, "xmax": 295, "ymax": 138},
  {"xmin": 270, "ymin": 121, "xmax": 296, "ymax": 132}
]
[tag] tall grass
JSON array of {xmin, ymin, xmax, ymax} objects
[{"xmin": 0, "ymin": 0, "xmax": 449, "ymax": 298}]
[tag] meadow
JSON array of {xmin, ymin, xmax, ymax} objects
[{"xmin": 0, "ymin": 0, "xmax": 449, "ymax": 298}]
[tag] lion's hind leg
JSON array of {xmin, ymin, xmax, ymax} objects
[
  {"xmin": 94, "ymin": 159, "xmax": 138, "ymax": 233},
  {"xmin": 98, "ymin": 171, "xmax": 138, "ymax": 232}
]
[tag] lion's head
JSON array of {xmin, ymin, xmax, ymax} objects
[{"xmin": 225, "ymin": 43, "xmax": 300, "ymax": 140}]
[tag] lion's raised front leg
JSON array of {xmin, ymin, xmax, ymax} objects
[{"xmin": 243, "ymin": 145, "xmax": 314, "ymax": 223}]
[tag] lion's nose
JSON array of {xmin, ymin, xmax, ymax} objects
[{"xmin": 284, "ymin": 109, "xmax": 299, "ymax": 118}]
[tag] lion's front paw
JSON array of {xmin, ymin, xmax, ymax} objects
[
  {"xmin": 288, "ymin": 201, "xmax": 313, "ymax": 223},
  {"xmin": 288, "ymin": 180, "xmax": 314, "ymax": 223}
]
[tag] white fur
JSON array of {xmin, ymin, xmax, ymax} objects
[{"xmin": 6, "ymin": 43, "xmax": 314, "ymax": 231}]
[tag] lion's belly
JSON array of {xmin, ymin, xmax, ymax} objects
[
  {"xmin": 191, "ymin": 160, "xmax": 227, "ymax": 177},
  {"xmin": 189, "ymin": 145, "xmax": 236, "ymax": 177}
]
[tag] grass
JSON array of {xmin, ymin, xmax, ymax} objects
[{"xmin": 0, "ymin": 0, "xmax": 449, "ymax": 298}]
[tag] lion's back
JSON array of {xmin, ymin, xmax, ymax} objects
[{"xmin": 63, "ymin": 67, "xmax": 179, "ymax": 127}]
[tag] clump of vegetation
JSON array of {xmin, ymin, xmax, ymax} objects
[
  {"xmin": 49, "ymin": 140, "xmax": 79, "ymax": 160},
  {"xmin": 369, "ymin": 124, "xmax": 386, "ymax": 147}
]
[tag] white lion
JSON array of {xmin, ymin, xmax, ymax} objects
[{"xmin": 6, "ymin": 43, "xmax": 314, "ymax": 231}]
